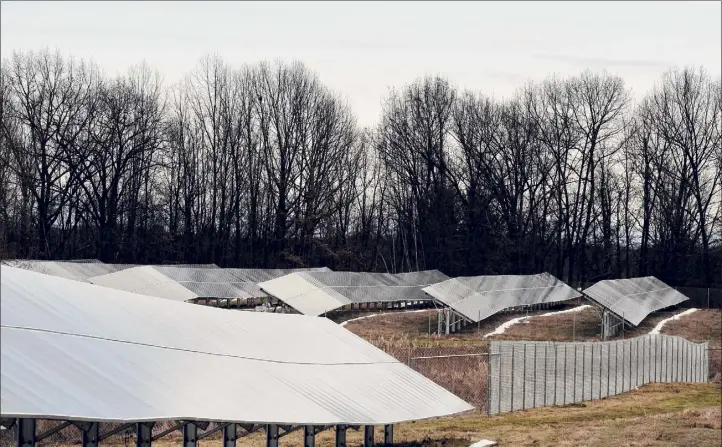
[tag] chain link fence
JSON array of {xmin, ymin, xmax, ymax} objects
[
  {"xmin": 488, "ymin": 334, "xmax": 709, "ymax": 415},
  {"xmin": 408, "ymin": 347, "xmax": 490, "ymax": 410},
  {"xmin": 675, "ymin": 287, "xmax": 722, "ymax": 309}
]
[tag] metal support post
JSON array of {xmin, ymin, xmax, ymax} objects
[
  {"xmin": 183, "ymin": 422, "xmax": 197, "ymax": 447},
  {"xmin": 363, "ymin": 425, "xmax": 374, "ymax": 446},
  {"xmin": 335, "ymin": 425, "xmax": 346, "ymax": 447},
  {"xmin": 511, "ymin": 344, "xmax": 516, "ymax": 410},
  {"xmin": 445, "ymin": 309, "xmax": 450, "ymax": 335},
  {"xmin": 81, "ymin": 423, "xmax": 99, "ymax": 447},
  {"xmin": 17, "ymin": 419, "xmax": 36, "ymax": 447},
  {"xmin": 304, "ymin": 426, "xmax": 315, "ymax": 447},
  {"xmin": 223, "ymin": 424, "xmax": 237, "ymax": 447},
  {"xmin": 136, "ymin": 422, "xmax": 154, "ymax": 447},
  {"xmin": 383, "ymin": 425, "xmax": 393, "ymax": 445},
  {"xmin": 266, "ymin": 424, "xmax": 279, "ymax": 447}
]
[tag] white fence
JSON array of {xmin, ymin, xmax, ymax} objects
[{"xmin": 488, "ymin": 334, "xmax": 709, "ymax": 415}]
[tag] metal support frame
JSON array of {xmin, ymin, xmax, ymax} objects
[
  {"xmin": 183, "ymin": 422, "xmax": 197, "ymax": 447},
  {"xmin": 335, "ymin": 425, "xmax": 347, "ymax": 447},
  {"xmin": 35, "ymin": 421, "xmax": 72, "ymax": 443},
  {"xmin": 383, "ymin": 424, "xmax": 393, "ymax": 445},
  {"xmin": 304, "ymin": 425, "xmax": 315, "ymax": 447},
  {"xmin": 222, "ymin": 424, "xmax": 237, "ymax": 447},
  {"xmin": 195, "ymin": 423, "xmax": 229, "ymax": 441},
  {"xmin": 99, "ymin": 423, "xmax": 135, "ymax": 441},
  {"xmin": 364, "ymin": 425, "xmax": 374, "ymax": 446},
  {"xmin": 78, "ymin": 422, "xmax": 99, "ymax": 447},
  {"xmin": 136, "ymin": 422, "xmax": 155, "ymax": 447},
  {"xmin": 17, "ymin": 419, "xmax": 36, "ymax": 447},
  {"xmin": 151, "ymin": 421, "xmax": 182, "ymax": 441},
  {"xmin": 266, "ymin": 424, "xmax": 279, "ymax": 447}
]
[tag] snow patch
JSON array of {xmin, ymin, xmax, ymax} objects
[
  {"xmin": 483, "ymin": 305, "xmax": 590, "ymax": 339},
  {"xmin": 469, "ymin": 440, "xmax": 498, "ymax": 447},
  {"xmin": 649, "ymin": 308, "xmax": 697, "ymax": 335},
  {"xmin": 339, "ymin": 308, "xmax": 430, "ymax": 327}
]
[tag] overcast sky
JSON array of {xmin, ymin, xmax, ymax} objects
[{"xmin": 2, "ymin": 1, "xmax": 720, "ymax": 126}]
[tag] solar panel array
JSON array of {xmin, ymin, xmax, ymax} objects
[
  {"xmin": 582, "ymin": 276, "xmax": 689, "ymax": 326},
  {"xmin": 259, "ymin": 270, "xmax": 449, "ymax": 316},
  {"xmin": 1, "ymin": 259, "xmax": 134, "ymax": 282},
  {"xmin": 422, "ymin": 272, "xmax": 581, "ymax": 322},
  {"xmin": 88, "ymin": 265, "xmax": 332, "ymax": 302},
  {"xmin": 1, "ymin": 266, "xmax": 473, "ymax": 425}
]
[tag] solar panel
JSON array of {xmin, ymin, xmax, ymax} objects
[
  {"xmin": 582, "ymin": 276, "xmax": 689, "ymax": 326},
  {"xmin": 88, "ymin": 266, "xmax": 199, "ymax": 301},
  {"xmin": 259, "ymin": 270, "xmax": 449, "ymax": 316},
  {"xmin": 88, "ymin": 266, "xmax": 334, "ymax": 302},
  {"xmin": 1, "ymin": 266, "xmax": 473, "ymax": 425},
  {"xmin": 422, "ymin": 273, "xmax": 581, "ymax": 322},
  {"xmin": 2, "ymin": 259, "xmax": 134, "ymax": 282}
]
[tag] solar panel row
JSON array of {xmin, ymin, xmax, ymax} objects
[
  {"xmin": 422, "ymin": 272, "xmax": 582, "ymax": 323},
  {"xmin": 0, "ymin": 266, "xmax": 473, "ymax": 426},
  {"xmin": 258, "ymin": 270, "xmax": 449, "ymax": 316}
]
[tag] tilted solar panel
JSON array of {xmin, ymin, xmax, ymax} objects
[
  {"xmin": 1, "ymin": 266, "xmax": 473, "ymax": 425},
  {"xmin": 423, "ymin": 273, "xmax": 581, "ymax": 322},
  {"xmin": 582, "ymin": 277, "xmax": 689, "ymax": 326}
]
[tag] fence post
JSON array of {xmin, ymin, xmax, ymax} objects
[
  {"xmin": 626, "ymin": 340, "xmax": 631, "ymax": 392},
  {"xmin": 664, "ymin": 336, "xmax": 668, "ymax": 382},
  {"xmin": 573, "ymin": 344, "xmax": 577, "ymax": 402},
  {"xmin": 533, "ymin": 344, "xmax": 538, "ymax": 409},
  {"xmin": 682, "ymin": 341, "xmax": 686, "ymax": 382},
  {"xmin": 632, "ymin": 337, "xmax": 637, "ymax": 388},
  {"xmin": 672, "ymin": 338, "xmax": 682, "ymax": 382},
  {"xmin": 641, "ymin": 336, "xmax": 645, "ymax": 386},
  {"xmin": 522, "ymin": 344, "xmax": 527, "ymax": 410},
  {"xmin": 647, "ymin": 336, "xmax": 652, "ymax": 384},
  {"xmin": 498, "ymin": 346, "xmax": 503, "ymax": 414},
  {"xmin": 543, "ymin": 344, "xmax": 548, "ymax": 407},
  {"xmin": 487, "ymin": 348, "xmax": 492, "ymax": 416},
  {"xmin": 598, "ymin": 343, "xmax": 604, "ymax": 399},
  {"xmin": 553, "ymin": 345, "xmax": 557, "ymax": 406},
  {"xmin": 562, "ymin": 345, "xmax": 567, "ymax": 405},
  {"xmin": 620, "ymin": 341, "xmax": 625, "ymax": 393},
  {"xmin": 655, "ymin": 336, "xmax": 659, "ymax": 382},
  {"xmin": 607, "ymin": 342, "xmax": 611, "ymax": 397},
  {"xmin": 708, "ymin": 288, "xmax": 710, "ymax": 309},
  {"xmin": 582, "ymin": 344, "xmax": 586, "ymax": 401},
  {"xmin": 511, "ymin": 344, "xmax": 516, "ymax": 412}
]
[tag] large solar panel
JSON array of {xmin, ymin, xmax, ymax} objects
[
  {"xmin": 422, "ymin": 273, "xmax": 581, "ymax": 322},
  {"xmin": 88, "ymin": 265, "xmax": 198, "ymax": 301},
  {"xmin": 582, "ymin": 276, "xmax": 689, "ymax": 326},
  {"xmin": 1, "ymin": 259, "xmax": 134, "ymax": 282},
  {"xmin": 259, "ymin": 270, "xmax": 449, "ymax": 316},
  {"xmin": 1, "ymin": 266, "xmax": 473, "ymax": 424},
  {"xmin": 88, "ymin": 265, "xmax": 333, "ymax": 302}
]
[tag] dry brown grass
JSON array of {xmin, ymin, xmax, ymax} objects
[
  {"xmin": 484, "ymin": 306, "xmax": 602, "ymax": 342},
  {"xmin": 660, "ymin": 309, "xmax": 722, "ymax": 382}
]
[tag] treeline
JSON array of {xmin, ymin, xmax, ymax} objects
[{"xmin": 1, "ymin": 50, "xmax": 720, "ymax": 286}]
